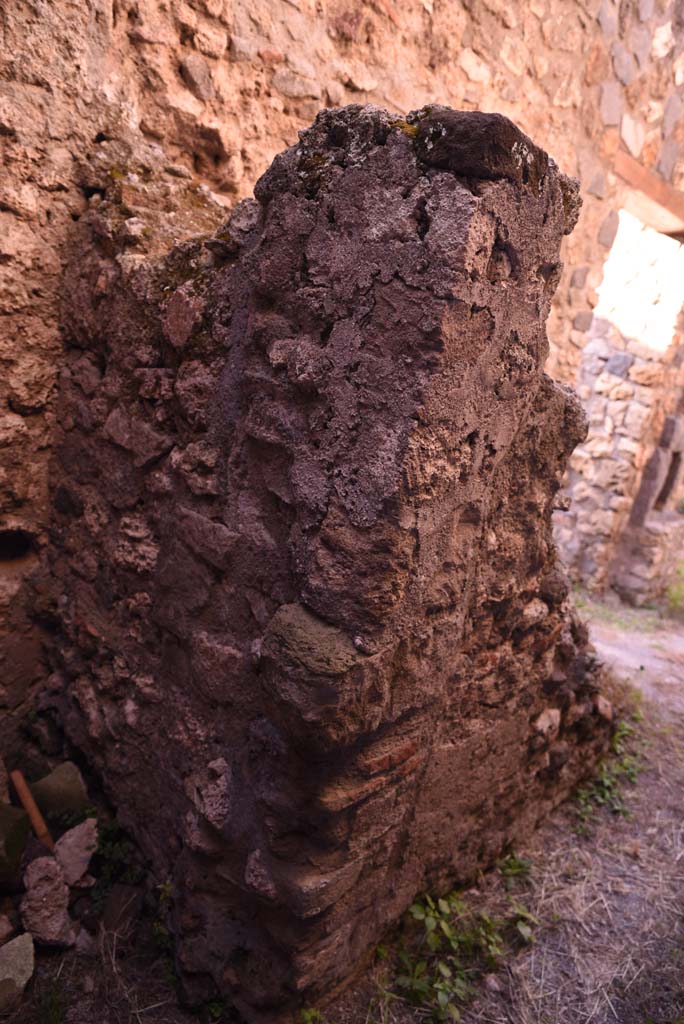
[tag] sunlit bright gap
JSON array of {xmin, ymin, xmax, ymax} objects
[{"xmin": 593, "ymin": 209, "xmax": 684, "ymax": 354}]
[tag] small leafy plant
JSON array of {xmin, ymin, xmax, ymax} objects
[
  {"xmin": 575, "ymin": 718, "xmax": 641, "ymax": 833},
  {"xmin": 390, "ymin": 891, "xmax": 528, "ymax": 1021},
  {"xmin": 509, "ymin": 900, "xmax": 538, "ymax": 945},
  {"xmin": 498, "ymin": 852, "xmax": 532, "ymax": 888},
  {"xmin": 49, "ymin": 804, "xmax": 98, "ymax": 831},
  {"xmin": 38, "ymin": 981, "xmax": 67, "ymax": 1024},
  {"xmin": 94, "ymin": 819, "xmax": 145, "ymax": 885},
  {"xmin": 90, "ymin": 817, "xmax": 145, "ymax": 910},
  {"xmin": 666, "ymin": 563, "xmax": 684, "ymax": 615},
  {"xmin": 298, "ymin": 1009, "xmax": 325, "ymax": 1024},
  {"xmin": 157, "ymin": 877, "xmax": 173, "ymax": 906},
  {"xmin": 152, "ymin": 919, "xmax": 173, "ymax": 951},
  {"xmin": 201, "ymin": 997, "xmax": 234, "ymax": 1023}
]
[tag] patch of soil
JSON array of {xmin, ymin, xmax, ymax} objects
[
  {"xmin": 583, "ymin": 590, "xmax": 684, "ymax": 714},
  {"xmin": 6, "ymin": 939, "xmax": 198, "ymax": 1024}
]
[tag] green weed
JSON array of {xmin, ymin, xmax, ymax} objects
[
  {"xmin": 298, "ymin": 1010, "xmax": 325, "ymax": 1024},
  {"xmin": 498, "ymin": 852, "xmax": 532, "ymax": 888},
  {"xmin": 387, "ymin": 891, "xmax": 535, "ymax": 1021},
  {"xmin": 152, "ymin": 920, "xmax": 173, "ymax": 951},
  {"xmin": 38, "ymin": 982, "xmax": 66, "ymax": 1024},
  {"xmin": 575, "ymin": 751, "xmax": 640, "ymax": 833},
  {"xmin": 49, "ymin": 804, "xmax": 98, "ymax": 830},
  {"xmin": 574, "ymin": 701, "xmax": 643, "ymax": 834},
  {"xmin": 207, "ymin": 1003, "xmax": 225, "ymax": 1021},
  {"xmin": 666, "ymin": 563, "xmax": 684, "ymax": 615},
  {"xmin": 90, "ymin": 818, "xmax": 145, "ymax": 910},
  {"xmin": 157, "ymin": 877, "xmax": 173, "ymax": 906},
  {"xmin": 94, "ymin": 819, "xmax": 144, "ymax": 885},
  {"xmin": 200, "ymin": 997, "xmax": 235, "ymax": 1023}
]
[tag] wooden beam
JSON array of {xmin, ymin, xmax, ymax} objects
[
  {"xmin": 614, "ymin": 150, "xmax": 684, "ymax": 231},
  {"xmin": 10, "ymin": 770, "xmax": 54, "ymax": 850}
]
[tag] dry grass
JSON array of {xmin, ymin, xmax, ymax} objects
[
  {"xmin": 9, "ymin": 597, "xmax": 684, "ymax": 1024},
  {"xmin": 461, "ymin": 721, "xmax": 684, "ymax": 1024},
  {"xmin": 12, "ymin": 700, "xmax": 684, "ymax": 1024},
  {"xmin": 6, "ymin": 920, "xmax": 196, "ymax": 1024},
  {"xmin": 329, "ymin": 695, "xmax": 684, "ymax": 1024},
  {"xmin": 574, "ymin": 588, "xmax": 664, "ymax": 634}
]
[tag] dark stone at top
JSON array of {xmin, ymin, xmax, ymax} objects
[
  {"xmin": 254, "ymin": 104, "xmax": 580, "ymax": 235},
  {"xmin": 412, "ymin": 108, "xmax": 550, "ymax": 189}
]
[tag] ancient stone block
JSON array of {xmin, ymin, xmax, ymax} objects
[
  {"xmin": 20, "ymin": 858, "xmax": 75, "ymax": 947},
  {"xmin": 629, "ymin": 360, "xmax": 665, "ymax": 387},
  {"xmin": 611, "ymin": 41, "xmax": 637, "ymax": 85},
  {"xmin": 573, "ymin": 311, "xmax": 594, "ymax": 331},
  {"xmin": 595, "ymin": 369, "xmax": 626, "ymax": 394},
  {"xmin": 570, "ymin": 266, "xmax": 589, "ymax": 289},
  {"xmin": 47, "ymin": 106, "xmax": 610, "ymax": 1017},
  {"xmin": 587, "ymin": 171, "xmax": 606, "ymax": 198},
  {"xmin": 598, "ymin": 209, "xmax": 620, "ymax": 247},
  {"xmin": 663, "ymin": 93, "xmax": 682, "ymax": 138},
  {"xmin": 597, "ymin": 0, "xmax": 618, "ymax": 38},
  {"xmin": 599, "ymin": 81, "xmax": 622, "ymax": 126},
  {"xmin": 604, "ymin": 351, "xmax": 634, "ymax": 377},
  {"xmin": 623, "ymin": 402, "xmax": 651, "ymax": 438},
  {"xmin": 629, "ymin": 24, "xmax": 651, "ymax": 68},
  {"xmin": 180, "ymin": 55, "xmax": 215, "ymax": 101},
  {"xmin": 29, "ymin": 762, "xmax": 89, "ymax": 817},
  {"xmin": 658, "ymin": 138, "xmax": 679, "ymax": 182},
  {"xmin": 54, "ymin": 818, "xmax": 98, "ymax": 886},
  {"xmin": 0, "ymin": 933, "xmax": 34, "ymax": 1013},
  {"xmin": 620, "ymin": 113, "xmax": 645, "ymax": 158}
]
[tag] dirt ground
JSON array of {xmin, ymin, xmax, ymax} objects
[
  {"xmin": 7, "ymin": 592, "xmax": 684, "ymax": 1024},
  {"xmin": 457, "ymin": 595, "xmax": 684, "ymax": 1024}
]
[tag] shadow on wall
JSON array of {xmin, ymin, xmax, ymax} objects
[{"xmin": 0, "ymin": 526, "xmax": 42, "ymax": 758}]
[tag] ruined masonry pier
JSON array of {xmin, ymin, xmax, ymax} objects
[{"xmin": 48, "ymin": 106, "xmax": 611, "ymax": 1018}]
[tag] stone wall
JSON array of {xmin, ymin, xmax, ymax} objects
[
  {"xmin": 613, "ymin": 513, "xmax": 684, "ymax": 604},
  {"xmin": 556, "ymin": 210, "xmax": 684, "ymax": 593},
  {"xmin": 2, "ymin": 0, "xmax": 684, "ymax": 737},
  {"xmin": 43, "ymin": 106, "xmax": 612, "ymax": 1017}
]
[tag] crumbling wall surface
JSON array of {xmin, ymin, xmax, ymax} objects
[
  {"xmin": 555, "ymin": 212, "xmax": 684, "ymax": 592},
  {"xmin": 46, "ymin": 106, "xmax": 612, "ymax": 1017},
  {"xmin": 556, "ymin": 319, "xmax": 684, "ymax": 590},
  {"xmin": 2, "ymin": 0, "xmax": 684, "ymax": 745}
]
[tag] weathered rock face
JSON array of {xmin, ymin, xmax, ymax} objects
[
  {"xmin": 20, "ymin": 857, "xmax": 75, "ymax": 948},
  {"xmin": 46, "ymin": 105, "xmax": 610, "ymax": 1017},
  {"xmin": 555, "ymin": 212, "xmax": 684, "ymax": 597}
]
